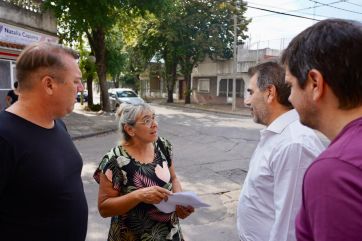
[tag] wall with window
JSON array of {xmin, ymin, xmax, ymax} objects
[
  {"xmin": 192, "ymin": 76, "xmax": 226, "ymax": 104},
  {"xmin": 197, "ymin": 78, "xmax": 210, "ymax": 93},
  {"xmin": 0, "ymin": 58, "xmax": 16, "ymax": 108},
  {"xmin": 191, "ymin": 75, "xmax": 247, "ymax": 107},
  {"xmin": 218, "ymin": 78, "xmax": 244, "ymax": 98},
  {"xmin": 0, "ymin": 1, "xmax": 58, "ymax": 109}
]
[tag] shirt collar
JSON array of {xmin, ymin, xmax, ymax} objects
[
  {"xmin": 263, "ymin": 109, "xmax": 299, "ymax": 134},
  {"xmin": 330, "ymin": 116, "xmax": 362, "ymax": 145}
]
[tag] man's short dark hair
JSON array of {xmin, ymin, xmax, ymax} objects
[
  {"xmin": 281, "ymin": 19, "xmax": 362, "ymax": 109},
  {"xmin": 248, "ymin": 61, "xmax": 292, "ymax": 108},
  {"xmin": 16, "ymin": 42, "xmax": 79, "ymax": 90}
]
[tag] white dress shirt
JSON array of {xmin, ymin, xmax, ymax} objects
[{"xmin": 237, "ymin": 109, "xmax": 325, "ymax": 241}]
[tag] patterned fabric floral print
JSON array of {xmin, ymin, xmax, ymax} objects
[{"xmin": 94, "ymin": 137, "xmax": 184, "ymax": 241}]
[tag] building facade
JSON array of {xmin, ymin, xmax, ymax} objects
[
  {"xmin": 0, "ymin": 0, "xmax": 57, "ymax": 108},
  {"xmin": 190, "ymin": 47, "xmax": 281, "ymax": 106},
  {"xmin": 191, "ymin": 57, "xmax": 245, "ymax": 106},
  {"xmin": 140, "ymin": 47, "xmax": 281, "ymax": 105}
]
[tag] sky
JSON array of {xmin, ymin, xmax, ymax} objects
[{"xmin": 243, "ymin": 0, "xmax": 362, "ymax": 49}]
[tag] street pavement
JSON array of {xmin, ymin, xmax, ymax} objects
[{"xmin": 63, "ymin": 101, "xmax": 251, "ymax": 140}]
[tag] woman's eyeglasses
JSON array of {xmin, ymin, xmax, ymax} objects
[{"xmin": 136, "ymin": 115, "xmax": 157, "ymax": 128}]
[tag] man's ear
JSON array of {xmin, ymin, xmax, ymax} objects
[
  {"xmin": 307, "ymin": 69, "xmax": 324, "ymax": 101},
  {"xmin": 266, "ymin": 85, "xmax": 277, "ymax": 104},
  {"xmin": 41, "ymin": 75, "xmax": 55, "ymax": 95}
]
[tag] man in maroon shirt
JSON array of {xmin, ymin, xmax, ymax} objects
[{"xmin": 281, "ymin": 19, "xmax": 362, "ymax": 241}]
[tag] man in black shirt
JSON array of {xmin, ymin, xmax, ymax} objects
[
  {"xmin": 6, "ymin": 81, "xmax": 18, "ymax": 107},
  {"xmin": 0, "ymin": 42, "xmax": 88, "ymax": 241}
]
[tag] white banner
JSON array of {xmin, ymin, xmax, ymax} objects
[{"xmin": 0, "ymin": 22, "xmax": 58, "ymax": 45}]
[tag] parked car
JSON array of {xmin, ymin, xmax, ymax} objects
[
  {"xmin": 108, "ymin": 88, "xmax": 144, "ymax": 111},
  {"xmin": 76, "ymin": 91, "xmax": 88, "ymax": 102}
]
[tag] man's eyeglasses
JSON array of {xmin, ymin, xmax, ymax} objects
[{"xmin": 136, "ymin": 115, "xmax": 157, "ymax": 128}]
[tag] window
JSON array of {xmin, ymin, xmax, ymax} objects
[
  {"xmin": 218, "ymin": 78, "xmax": 244, "ymax": 97},
  {"xmin": 0, "ymin": 60, "xmax": 11, "ymax": 89},
  {"xmin": 117, "ymin": 90, "xmax": 137, "ymax": 98},
  {"xmin": 0, "ymin": 59, "xmax": 15, "ymax": 108},
  {"xmin": 198, "ymin": 78, "xmax": 210, "ymax": 93}
]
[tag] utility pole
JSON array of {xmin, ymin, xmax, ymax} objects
[{"xmin": 232, "ymin": 13, "xmax": 237, "ymax": 111}]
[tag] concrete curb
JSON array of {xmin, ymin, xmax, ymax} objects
[
  {"xmin": 71, "ymin": 128, "xmax": 118, "ymax": 141},
  {"xmin": 154, "ymin": 102, "xmax": 251, "ymax": 117}
]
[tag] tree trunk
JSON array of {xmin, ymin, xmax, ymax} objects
[
  {"xmin": 185, "ymin": 72, "xmax": 191, "ymax": 104},
  {"xmin": 164, "ymin": 46, "xmax": 178, "ymax": 103},
  {"xmin": 115, "ymin": 73, "xmax": 120, "ymax": 88},
  {"xmin": 84, "ymin": 62, "xmax": 94, "ymax": 107},
  {"xmin": 181, "ymin": 57, "xmax": 193, "ymax": 104},
  {"xmin": 91, "ymin": 28, "xmax": 111, "ymax": 112},
  {"xmin": 86, "ymin": 74, "xmax": 94, "ymax": 106},
  {"xmin": 167, "ymin": 60, "xmax": 177, "ymax": 103},
  {"xmin": 166, "ymin": 67, "xmax": 174, "ymax": 103},
  {"xmin": 167, "ymin": 88, "xmax": 173, "ymax": 103},
  {"xmin": 136, "ymin": 74, "xmax": 142, "ymax": 97}
]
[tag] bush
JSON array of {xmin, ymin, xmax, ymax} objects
[{"xmin": 84, "ymin": 104, "xmax": 101, "ymax": 112}]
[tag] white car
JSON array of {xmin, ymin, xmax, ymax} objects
[{"xmin": 108, "ymin": 88, "xmax": 144, "ymax": 111}]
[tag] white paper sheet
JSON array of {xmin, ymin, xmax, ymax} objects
[{"xmin": 154, "ymin": 191, "xmax": 210, "ymax": 213}]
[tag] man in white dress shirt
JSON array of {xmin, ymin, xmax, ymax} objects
[{"xmin": 237, "ymin": 61, "xmax": 324, "ymax": 241}]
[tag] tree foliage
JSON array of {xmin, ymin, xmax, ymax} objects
[
  {"xmin": 105, "ymin": 28, "xmax": 127, "ymax": 88},
  {"xmin": 43, "ymin": 0, "xmax": 167, "ymax": 111},
  {"xmin": 174, "ymin": 0, "xmax": 250, "ymax": 103},
  {"xmin": 130, "ymin": 0, "xmax": 250, "ymax": 103},
  {"xmin": 119, "ymin": 12, "xmax": 164, "ymax": 97},
  {"xmin": 43, "ymin": 0, "xmax": 249, "ymax": 107}
]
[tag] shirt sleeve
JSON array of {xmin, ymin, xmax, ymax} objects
[
  {"xmin": 299, "ymin": 158, "xmax": 362, "ymax": 241},
  {"xmin": 0, "ymin": 137, "xmax": 16, "ymax": 196},
  {"xmin": 93, "ymin": 147, "xmax": 128, "ymax": 191},
  {"xmin": 158, "ymin": 137, "xmax": 173, "ymax": 167},
  {"xmin": 268, "ymin": 142, "xmax": 316, "ymax": 241}
]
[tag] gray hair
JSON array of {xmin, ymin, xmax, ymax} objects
[
  {"xmin": 116, "ymin": 103, "xmax": 154, "ymax": 142},
  {"xmin": 248, "ymin": 61, "xmax": 292, "ymax": 109}
]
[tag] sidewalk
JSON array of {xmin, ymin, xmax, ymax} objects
[
  {"xmin": 156, "ymin": 99, "xmax": 251, "ymax": 117},
  {"xmin": 63, "ymin": 101, "xmax": 251, "ymax": 140},
  {"xmin": 63, "ymin": 103, "xmax": 118, "ymax": 140}
]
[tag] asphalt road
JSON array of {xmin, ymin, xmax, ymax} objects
[{"xmin": 75, "ymin": 104, "xmax": 263, "ymax": 241}]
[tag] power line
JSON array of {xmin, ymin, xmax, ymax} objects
[
  {"xmin": 248, "ymin": 0, "xmax": 346, "ymax": 18},
  {"xmin": 246, "ymin": 1, "xmax": 336, "ymax": 19},
  {"xmin": 250, "ymin": 11, "xmax": 330, "ymax": 20},
  {"xmin": 308, "ymin": 0, "xmax": 362, "ymax": 15},
  {"xmin": 345, "ymin": 0, "xmax": 362, "ymax": 8},
  {"xmin": 295, "ymin": 0, "xmax": 347, "ymax": 12},
  {"xmin": 247, "ymin": 5, "xmax": 321, "ymax": 21}
]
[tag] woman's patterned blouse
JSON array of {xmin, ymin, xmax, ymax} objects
[{"xmin": 94, "ymin": 137, "xmax": 183, "ymax": 241}]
